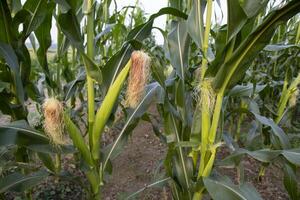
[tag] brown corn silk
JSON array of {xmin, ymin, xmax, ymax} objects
[{"xmin": 125, "ymin": 51, "xmax": 150, "ymax": 108}]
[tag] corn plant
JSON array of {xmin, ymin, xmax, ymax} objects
[
  {"xmin": 0, "ymin": 0, "xmax": 186, "ymax": 199},
  {"xmin": 128, "ymin": 0, "xmax": 300, "ymax": 199}
]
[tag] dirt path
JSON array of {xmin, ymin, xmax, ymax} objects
[{"xmin": 102, "ymin": 119, "xmax": 168, "ymax": 200}]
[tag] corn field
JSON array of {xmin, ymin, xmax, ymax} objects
[{"xmin": 0, "ymin": 0, "xmax": 300, "ymax": 199}]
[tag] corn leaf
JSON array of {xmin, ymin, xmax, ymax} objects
[
  {"xmin": 220, "ymin": 148, "xmax": 300, "ymax": 167},
  {"xmin": 102, "ymin": 82, "xmax": 164, "ymax": 172},
  {"xmin": 37, "ymin": 153, "xmax": 56, "ymax": 173},
  {"xmin": 0, "ymin": 42, "xmax": 24, "ymax": 104},
  {"xmin": 187, "ymin": 0, "xmax": 206, "ymax": 48},
  {"xmin": 57, "ymin": 10, "xmax": 102, "ymax": 83},
  {"xmin": 168, "ymin": 21, "xmax": 190, "ymax": 81},
  {"xmin": 253, "ymin": 113, "xmax": 291, "ymax": 149},
  {"xmin": 34, "ymin": 1, "xmax": 55, "ymax": 87},
  {"xmin": 64, "ymin": 113, "xmax": 94, "ymax": 166},
  {"xmin": 204, "ymin": 176, "xmax": 263, "ymax": 200},
  {"xmin": 211, "ymin": 0, "xmax": 300, "ymax": 91},
  {"xmin": 23, "ymin": 0, "xmax": 48, "ymax": 38},
  {"xmin": 92, "ymin": 60, "xmax": 131, "ymax": 159},
  {"xmin": 0, "ymin": 0, "xmax": 14, "ymax": 43},
  {"xmin": 0, "ymin": 120, "xmax": 49, "ymax": 146},
  {"xmin": 125, "ymin": 177, "xmax": 171, "ymax": 199},
  {"xmin": 239, "ymin": 0, "xmax": 269, "ymax": 18},
  {"xmin": 0, "ymin": 170, "xmax": 49, "ymax": 193},
  {"xmin": 283, "ymin": 164, "xmax": 299, "ymax": 200},
  {"xmin": 102, "ymin": 7, "xmax": 188, "ymax": 90},
  {"xmin": 227, "ymin": 0, "xmax": 247, "ymax": 42}
]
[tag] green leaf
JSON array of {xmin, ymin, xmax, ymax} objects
[
  {"xmin": 212, "ymin": 0, "xmax": 300, "ymax": 91},
  {"xmin": 102, "ymin": 7, "xmax": 187, "ymax": 90},
  {"xmin": 34, "ymin": 2, "xmax": 55, "ymax": 86},
  {"xmin": 252, "ymin": 113, "xmax": 291, "ymax": 149},
  {"xmin": 58, "ymin": 10, "xmax": 102, "ymax": 83},
  {"xmin": 167, "ymin": 112, "xmax": 192, "ymax": 194},
  {"xmin": 168, "ymin": 21, "xmax": 190, "ymax": 81},
  {"xmin": 0, "ymin": 42, "xmax": 24, "ymax": 104},
  {"xmin": 81, "ymin": 53, "xmax": 102, "ymax": 84},
  {"xmin": 282, "ymin": 149, "xmax": 300, "ymax": 166},
  {"xmin": 167, "ymin": 21, "xmax": 190, "ymax": 110},
  {"xmin": 227, "ymin": 0, "xmax": 247, "ymax": 42},
  {"xmin": 190, "ymin": 104, "xmax": 201, "ymax": 143},
  {"xmin": 85, "ymin": 169, "xmax": 100, "ymax": 194},
  {"xmin": 103, "ymin": 82, "xmax": 164, "ymax": 171},
  {"xmin": 248, "ymin": 149, "xmax": 281, "ymax": 162},
  {"xmin": 0, "ymin": 0, "xmax": 14, "ymax": 43},
  {"xmin": 264, "ymin": 44, "xmax": 300, "ymax": 51},
  {"xmin": 228, "ymin": 84, "xmax": 266, "ymax": 97},
  {"xmin": 187, "ymin": 0, "xmax": 205, "ymax": 48},
  {"xmin": 64, "ymin": 113, "xmax": 94, "ymax": 166},
  {"xmin": 125, "ymin": 177, "xmax": 171, "ymax": 199},
  {"xmin": 92, "ymin": 60, "xmax": 132, "ymax": 160},
  {"xmin": 64, "ymin": 70, "xmax": 85, "ymax": 101},
  {"xmin": 101, "ymin": 46, "xmax": 133, "ymax": 91},
  {"xmin": 283, "ymin": 164, "xmax": 299, "ymax": 200},
  {"xmin": 23, "ymin": 0, "xmax": 48, "ymax": 38},
  {"xmin": 37, "ymin": 153, "xmax": 56, "ymax": 172},
  {"xmin": 0, "ymin": 120, "xmax": 49, "ymax": 147},
  {"xmin": 57, "ymin": 10, "xmax": 83, "ymax": 50},
  {"xmin": 0, "ymin": 170, "xmax": 49, "ymax": 193},
  {"xmin": 204, "ymin": 176, "xmax": 263, "ymax": 200},
  {"xmin": 220, "ymin": 148, "xmax": 300, "ymax": 167},
  {"xmin": 149, "ymin": 7, "xmax": 187, "ymax": 21},
  {"xmin": 27, "ymin": 144, "xmax": 75, "ymax": 154},
  {"xmin": 239, "ymin": 0, "xmax": 269, "ymax": 18},
  {"xmin": 53, "ymin": 0, "xmax": 71, "ymax": 11}
]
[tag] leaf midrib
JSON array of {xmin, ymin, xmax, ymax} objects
[
  {"xmin": 177, "ymin": 23, "xmax": 185, "ymax": 81},
  {"xmin": 208, "ymin": 179, "xmax": 248, "ymax": 200},
  {"xmin": 0, "ymin": 174, "xmax": 47, "ymax": 193},
  {"xmin": 103, "ymin": 84, "xmax": 158, "ymax": 170},
  {"xmin": 221, "ymin": 1, "xmax": 300, "ymax": 92},
  {"xmin": 0, "ymin": 125, "xmax": 48, "ymax": 140},
  {"xmin": 25, "ymin": 0, "xmax": 43, "ymax": 37}
]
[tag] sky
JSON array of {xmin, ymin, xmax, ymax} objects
[
  {"xmin": 49, "ymin": 0, "xmax": 170, "ymax": 45},
  {"xmin": 112, "ymin": 0, "xmax": 168, "ymax": 44},
  {"xmin": 51, "ymin": 0, "xmax": 227, "ymax": 45},
  {"xmin": 15, "ymin": 0, "xmax": 232, "ymax": 46},
  {"xmin": 23, "ymin": 0, "xmax": 283, "ymax": 46},
  {"xmin": 17, "ymin": 0, "xmax": 230, "ymax": 46}
]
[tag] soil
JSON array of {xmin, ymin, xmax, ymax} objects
[
  {"xmin": 0, "ymin": 107, "xmax": 293, "ymax": 200},
  {"xmin": 217, "ymin": 150, "xmax": 289, "ymax": 200},
  {"xmin": 102, "ymin": 119, "xmax": 169, "ymax": 200}
]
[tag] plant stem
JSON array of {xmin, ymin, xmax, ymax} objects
[
  {"xmin": 197, "ymin": 0, "xmax": 213, "ymax": 178},
  {"xmin": 198, "ymin": 104, "xmax": 210, "ymax": 177},
  {"xmin": 296, "ymin": 21, "xmax": 300, "ymax": 44},
  {"xmin": 195, "ymin": 1, "xmax": 214, "ymax": 197},
  {"xmin": 171, "ymin": 114, "xmax": 191, "ymax": 199},
  {"xmin": 85, "ymin": 1, "xmax": 101, "ymax": 198},
  {"xmin": 200, "ymin": 0, "xmax": 213, "ymax": 79},
  {"xmin": 276, "ymin": 73, "xmax": 300, "ymax": 123},
  {"xmin": 208, "ymin": 90, "xmax": 224, "ymax": 144},
  {"xmin": 55, "ymin": 154, "xmax": 61, "ymax": 174},
  {"xmin": 86, "ymin": 0, "xmax": 95, "ymax": 149}
]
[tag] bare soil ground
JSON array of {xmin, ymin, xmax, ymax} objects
[{"xmin": 102, "ymin": 120, "xmax": 169, "ymax": 200}]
